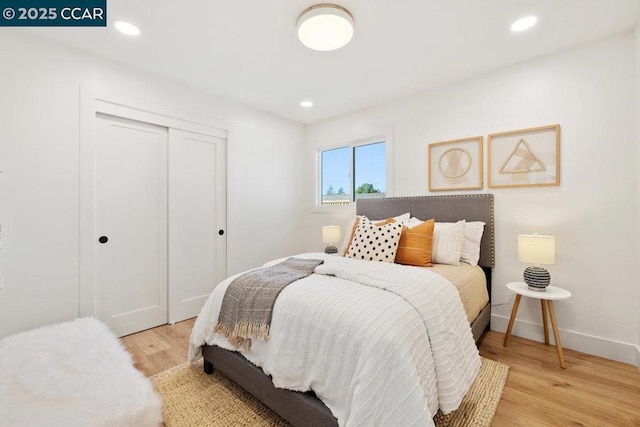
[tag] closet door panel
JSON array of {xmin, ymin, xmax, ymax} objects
[
  {"xmin": 94, "ymin": 114, "xmax": 168, "ymax": 337},
  {"xmin": 168, "ymin": 129, "xmax": 226, "ymax": 323}
]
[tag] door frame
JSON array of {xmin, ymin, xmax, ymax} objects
[{"xmin": 79, "ymin": 87, "xmax": 229, "ymax": 318}]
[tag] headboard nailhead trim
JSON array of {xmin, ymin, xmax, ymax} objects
[{"xmin": 356, "ymin": 194, "xmax": 495, "ymax": 267}]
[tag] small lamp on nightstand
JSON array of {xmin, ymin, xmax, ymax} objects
[
  {"xmin": 322, "ymin": 225, "xmax": 341, "ymax": 254},
  {"xmin": 518, "ymin": 234, "xmax": 555, "ymax": 291}
]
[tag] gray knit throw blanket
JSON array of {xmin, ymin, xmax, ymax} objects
[{"xmin": 214, "ymin": 257, "xmax": 324, "ymax": 350}]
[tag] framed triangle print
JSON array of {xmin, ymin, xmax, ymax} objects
[{"xmin": 488, "ymin": 124, "xmax": 560, "ymax": 188}]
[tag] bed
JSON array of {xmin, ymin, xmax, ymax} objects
[{"xmin": 191, "ymin": 194, "xmax": 494, "ymax": 427}]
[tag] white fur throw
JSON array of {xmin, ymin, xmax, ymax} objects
[{"xmin": 0, "ymin": 318, "xmax": 162, "ymax": 427}]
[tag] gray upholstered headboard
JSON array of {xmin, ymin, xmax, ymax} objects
[{"xmin": 356, "ymin": 194, "xmax": 495, "ymax": 269}]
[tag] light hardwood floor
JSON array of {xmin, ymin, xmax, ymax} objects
[{"xmin": 121, "ymin": 320, "xmax": 640, "ymax": 426}]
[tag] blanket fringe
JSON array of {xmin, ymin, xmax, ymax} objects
[{"xmin": 214, "ymin": 322, "xmax": 270, "ymax": 351}]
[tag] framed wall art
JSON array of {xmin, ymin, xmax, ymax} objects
[
  {"xmin": 428, "ymin": 136, "xmax": 483, "ymax": 191},
  {"xmin": 488, "ymin": 124, "xmax": 560, "ymax": 188}
]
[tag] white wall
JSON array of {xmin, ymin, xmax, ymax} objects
[
  {"xmin": 305, "ymin": 33, "xmax": 639, "ymax": 365},
  {"xmin": 635, "ymin": 21, "xmax": 640, "ymax": 370},
  {"xmin": 0, "ymin": 32, "xmax": 305, "ymax": 338}
]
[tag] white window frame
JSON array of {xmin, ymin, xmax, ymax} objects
[{"xmin": 315, "ymin": 131, "xmax": 394, "ymax": 208}]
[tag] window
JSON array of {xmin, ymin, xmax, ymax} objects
[
  {"xmin": 320, "ymin": 140, "xmax": 386, "ymax": 205},
  {"xmin": 321, "ymin": 147, "xmax": 351, "ymax": 205}
]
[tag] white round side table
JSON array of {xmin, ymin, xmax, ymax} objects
[{"xmin": 503, "ymin": 281, "xmax": 572, "ymax": 368}]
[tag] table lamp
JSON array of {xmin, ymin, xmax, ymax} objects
[
  {"xmin": 322, "ymin": 225, "xmax": 341, "ymax": 254},
  {"xmin": 518, "ymin": 234, "xmax": 555, "ymax": 291}
]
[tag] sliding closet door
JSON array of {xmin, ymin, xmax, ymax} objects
[
  {"xmin": 94, "ymin": 114, "xmax": 168, "ymax": 337},
  {"xmin": 168, "ymin": 129, "xmax": 226, "ymax": 323}
]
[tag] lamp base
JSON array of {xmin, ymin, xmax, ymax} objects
[
  {"xmin": 523, "ymin": 266, "xmax": 550, "ymax": 291},
  {"xmin": 324, "ymin": 245, "xmax": 338, "ymax": 254}
]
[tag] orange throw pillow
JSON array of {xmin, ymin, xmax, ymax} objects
[{"xmin": 394, "ymin": 219, "xmax": 435, "ymax": 267}]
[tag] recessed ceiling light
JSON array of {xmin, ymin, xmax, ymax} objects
[
  {"xmin": 300, "ymin": 100, "xmax": 314, "ymax": 108},
  {"xmin": 510, "ymin": 16, "xmax": 538, "ymax": 32},
  {"xmin": 114, "ymin": 20, "xmax": 141, "ymax": 36},
  {"xmin": 297, "ymin": 4, "xmax": 354, "ymax": 51}
]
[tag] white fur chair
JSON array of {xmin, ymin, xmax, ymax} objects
[{"xmin": 0, "ymin": 318, "xmax": 162, "ymax": 426}]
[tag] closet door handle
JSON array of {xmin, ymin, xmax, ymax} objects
[
  {"xmin": 218, "ymin": 230, "xmax": 224, "ymax": 236},
  {"xmin": 98, "ymin": 236, "xmax": 109, "ymax": 244}
]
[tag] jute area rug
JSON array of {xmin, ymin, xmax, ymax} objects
[{"xmin": 152, "ymin": 356, "xmax": 509, "ymax": 427}]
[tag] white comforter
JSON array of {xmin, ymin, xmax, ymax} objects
[{"xmin": 189, "ymin": 253, "xmax": 480, "ymax": 427}]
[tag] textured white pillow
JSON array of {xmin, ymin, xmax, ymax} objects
[
  {"xmin": 461, "ymin": 221, "xmax": 485, "ymax": 266},
  {"xmin": 346, "ymin": 216, "xmax": 403, "ymax": 262},
  {"xmin": 432, "ymin": 220, "xmax": 466, "ymax": 265}
]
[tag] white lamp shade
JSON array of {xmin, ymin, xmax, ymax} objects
[
  {"xmin": 518, "ymin": 234, "xmax": 555, "ymax": 265},
  {"xmin": 322, "ymin": 225, "xmax": 341, "ymax": 244},
  {"xmin": 297, "ymin": 4, "xmax": 354, "ymax": 51}
]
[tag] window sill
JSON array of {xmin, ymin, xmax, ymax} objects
[{"xmin": 310, "ymin": 203, "xmax": 356, "ymax": 214}]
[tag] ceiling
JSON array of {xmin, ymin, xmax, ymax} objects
[{"xmin": 20, "ymin": 0, "xmax": 640, "ymax": 124}]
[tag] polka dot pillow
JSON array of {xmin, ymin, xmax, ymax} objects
[{"xmin": 346, "ymin": 216, "xmax": 403, "ymax": 262}]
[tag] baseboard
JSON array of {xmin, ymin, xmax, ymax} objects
[{"xmin": 491, "ymin": 314, "xmax": 639, "ymax": 367}]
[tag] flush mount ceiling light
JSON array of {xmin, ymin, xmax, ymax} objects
[
  {"xmin": 114, "ymin": 20, "xmax": 141, "ymax": 36},
  {"xmin": 300, "ymin": 100, "xmax": 314, "ymax": 108},
  {"xmin": 297, "ymin": 4, "xmax": 354, "ymax": 51},
  {"xmin": 510, "ymin": 15, "xmax": 538, "ymax": 32}
]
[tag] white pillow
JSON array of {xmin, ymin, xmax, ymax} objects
[
  {"xmin": 340, "ymin": 213, "xmax": 410, "ymax": 255},
  {"xmin": 461, "ymin": 221, "xmax": 485, "ymax": 266},
  {"xmin": 373, "ymin": 212, "xmax": 410, "ymax": 225},
  {"xmin": 340, "ymin": 217, "xmax": 358, "ymax": 255},
  {"xmin": 406, "ymin": 216, "xmax": 424, "ymax": 229},
  {"xmin": 346, "ymin": 216, "xmax": 403, "ymax": 263},
  {"xmin": 432, "ymin": 220, "xmax": 466, "ymax": 265}
]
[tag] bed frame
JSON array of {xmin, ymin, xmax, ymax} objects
[{"xmin": 202, "ymin": 194, "xmax": 495, "ymax": 427}]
